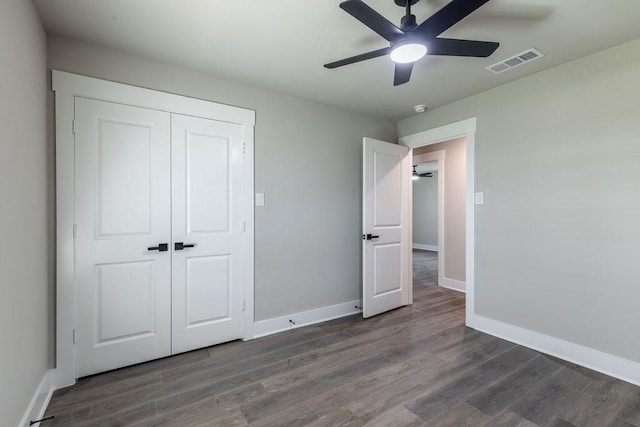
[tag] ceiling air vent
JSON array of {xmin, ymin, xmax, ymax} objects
[{"xmin": 487, "ymin": 48, "xmax": 545, "ymax": 74}]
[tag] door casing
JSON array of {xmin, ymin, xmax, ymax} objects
[
  {"xmin": 399, "ymin": 118, "xmax": 477, "ymax": 327},
  {"xmin": 53, "ymin": 71, "xmax": 256, "ymax": 388}
]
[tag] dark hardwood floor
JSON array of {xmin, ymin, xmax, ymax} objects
[{"xmin": 44, "ymin": 250, "xmax": 640, "ymax": 426}]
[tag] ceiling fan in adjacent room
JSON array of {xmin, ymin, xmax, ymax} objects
[
  {"xmin": 412, "ymin": 165, "xmax": 433, "ymax": 180},
  {"xmin": 324, "ymin": 0, "xmax": 500, "ymax": 86}
]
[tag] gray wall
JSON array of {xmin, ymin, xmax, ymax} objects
[
  {"xmin": 415, "ymin": 138, "xmax": 467, "ymax": 282},
  {"xmin": 47, "ymin": 37, "xmax": 397, "ymax": 322},
  {"xmin": 412, "ymin": 171, "xmax": 438, "ymax": 248},
  {"xmin": 0, "ymin": 1, "xmax": 50, "ymax": 426},
  {"xmin": 399, "ymin": 38, "xmax": 640, "ymax": 363}
]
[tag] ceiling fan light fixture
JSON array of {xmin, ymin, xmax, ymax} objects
[
  {"xmin": 412, "ymin": 165, "xmax": 420, "ymax": 180},
  {"xmin": 390, "ymin": 43, "xmax": 427, "ymax": 64}
]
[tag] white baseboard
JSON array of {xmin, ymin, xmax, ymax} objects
[
  {"xmin": 472, "ymin": 314, "xmax": 640, "ymax": 387},
  {"xmin": 19, "ymin": 369, "xmax": 56, "ymax": 427},
  {"xmin": 440, "ymin": 277, "xmax": 466, "ymax": 293},
  {"xmin": 252, "ymin": 300, "xmax": 362, "ymax": 339},
  {"xmin": 413, "ymin": 244, "xmax": 438, "ymax": 252}
]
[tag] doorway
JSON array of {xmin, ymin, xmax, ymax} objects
[
  {"xmin": 411, "ymin": 160, "xmax": 440, "ymax": 295},
  {"xmin": 400, "ymin": 118, "xmax": 477, "ymax": 327},
  {"xmin": 413, "ymin": 138, "xmax": 466, "ymax": 293}
]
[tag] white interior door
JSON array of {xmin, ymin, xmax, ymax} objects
[
  {"xmin": 362, "ymin": 137, "xmax": 411, "ymax": 318},
  {"xmin": 75, "ymin": 97, "xmax": 172, "ymax": 377},
  {"xmin": 171, "ymin": 114, "xmax": 245, "ymax": 354}
]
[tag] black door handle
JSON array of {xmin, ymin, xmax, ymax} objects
[
  {"xmin": 363, "ymin": 234, "xmax": 380, "ymax": 240},
  {"xmin": 175, "ymin": 242, "xmax": 196, "ymax": 251},
  {"xmin": 147, "ymin": 243, "xmax": 168, "ymax": 252}
]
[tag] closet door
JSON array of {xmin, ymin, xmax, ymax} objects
[
  {"xmin": 171, "ymin": 114, "xmax": 245, "ymax": 354},
  {"xmin": 75, "ymin": 98, "xmax": 172, "ymax": 377}
]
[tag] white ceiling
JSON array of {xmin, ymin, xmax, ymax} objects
[{"xmin": 33, "ymin": 0, "xmax": 640, "ymax": 120}]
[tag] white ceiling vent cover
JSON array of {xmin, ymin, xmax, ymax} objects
[{"xmin": 487, "ymin": 48, "xmax": 545, "ymax": 74}]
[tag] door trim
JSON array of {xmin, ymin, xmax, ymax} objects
[
  {"xmin": 399, "ymin": 117, "xmax": 477, "ymax": 328},
  {"xmin": 52, "ymin": 71, "xmax": 256, "ymax": 388}
]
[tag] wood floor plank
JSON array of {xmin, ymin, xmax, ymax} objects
[
  {"xmin": 86, "ymin": 359, "xmax": 282, "ymax": 420},
  {"xmin": 423, "ymin": 401, "xmax": 491, "ymax": 426},
  {"xmin": 247, "ymin": 401, "xmax": 318, "ymax": 427},
  {"xmin": 488, "ymin": 409, "xmax": 539, "ymax": 427},
  {"xmin": 508, "ymin": 367, "xmax": 592, "ymax": 425},
  {"xmin": 345, "ymin": 338, "xmax": 516, "ymax": 422},
  {"xmin": 361, "ymin": 405, "xmax": 423, "ymax": 427},
  {"xmin": 559, "ymin": 379, "xmax": 637, "ymax": 427},
  {"xmin": 46, "ymin": 405, "xmax": 92, "ymax": 426},
  {"xmin": 75, "ymin": 402, "xmax": 157, "ymax": 427},
  {"xmin": 259, "ymin": 322, "xmax": 437, "ymax": 393},
  {"xmin": 45, "ymin": 372, "xmax": 163, "ymax": 414},
  {"xmin": 303, "ymin": 407, "xmax": 364, "ymax": 427},
  {"xmin": 615, "ymin": 388, "xmax": 640, "ymax": 426},
  {"xmin": 241, "ymin": 354, "xmax": 391, "ymax": 423},
  {"xmin": 307, "ymin": 345, "xmax": 463, "ymax": 417},
  {"xmin": 84, "ymin": 331, "xmax": 346, "ymax": 420},
  {"xmin": 466, "ymin": 354, "xmax": 564, "ymax": 416},
  {"xmin": 132, "ymin": 401, "xmax": 248, "ymax": 427},
  {"xmin": 608, "ymin": 418, "xmax": 639, "ymax": 427},
  {"xmin": 195, "ymin": 408, "xmax": 249, "ymax": 427},
  {"xmin": 160, "ymin": 333, "xmax": 337, "ymax": 383},
  {"xmin": 547, "ymin": 418, "xmax": 577, "ymax": 427},
  {"xmin": 545, "ymin": 354, "xmax": 622, "ymax": 382},
  {"xmin": 404, "ymin": 346, "xmax": 539, "ymax": 421}
]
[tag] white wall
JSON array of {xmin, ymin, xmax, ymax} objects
[
  {"xmin": 412, "ymin": 171, "xmax": 438, "ymax": 248},
  {"xmin": 47, "ymin": 37, "xmax": 397, "ymax": 322},
  {"xmin": 399, "ymin": 37, "xmax": 640, "ymax": 363},
  {"xmin": 0, "ymin": 1, "xmax": 50, "ymax": 426}
]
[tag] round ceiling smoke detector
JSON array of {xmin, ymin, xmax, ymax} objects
[{"xmin": 414, "ymin": 104, "xmax": 427, "ymax": 113}]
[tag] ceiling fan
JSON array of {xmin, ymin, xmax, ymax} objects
[
  {"xmin": 412, "ymin": 165, "xmax": 433, "ymax": 180},
  {"xmin": 324, "ymin": 0, "xmax": 500, "ymax": 86}
]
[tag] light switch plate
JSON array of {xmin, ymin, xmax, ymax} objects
[
  {"xmin": 255, "ymin": 193, "xmax": 265, "ymax": 206},
  {"xmin": 475, "ymin": 192, "xmax": 484, "ymax": 205}
]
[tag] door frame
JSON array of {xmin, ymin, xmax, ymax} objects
[
  {"xmin": 399, "ymin": 117, "xmax": 477, "ymax": 328},
  {"xmin": 53, "ymin": 71, "xmax": 256, "ymax": 388},
  {"xmin": 412, "ymin": 150, "xmax": 446, "ymax": 289}
]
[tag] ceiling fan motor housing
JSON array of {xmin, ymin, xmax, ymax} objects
[
  {"xmin": 394, "ymin": 0, "xmax": 420, "ymax": 6},
  {"xmin": 400, "ymin": 14, "xmax": 418, "ymax": 31}
]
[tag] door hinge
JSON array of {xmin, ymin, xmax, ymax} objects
[
  {"xmin": 242, "ymin": 221, "xmax": 246, "ymax": 232},
  {"xmin": 73, "ymin": 224, "xmax": 78, "ymax": 239},
  {"xmin": 242, "ymin": 142, "xmax": 246, "ymax": 154},
  {"xmin": 72, "ymin": 119, "xmax": 76, "ymax": 135},
  {"xmin": 243, "ymin": 300, "xmax": 246, "ymax": 312},
  {"xmin": 73, "ymin": 328, "xmax": 77, "ymax": 343}
]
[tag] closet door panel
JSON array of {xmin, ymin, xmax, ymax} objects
[
  {"xmin": 185, "ymin": 131, "xmax": 230, "ymax": 233},
  {"xmin": 171, "ymin": 113, "xmax": 245, "ymax": 354},
  {"xmin": 75, "ymin": 97, "xmax": 172, "ymax": 377}
]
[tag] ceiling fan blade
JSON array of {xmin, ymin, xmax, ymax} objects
[
  {"xmin": 324, "ymin": 47, "xmax": 392, "ymax": 69},
  {"xmin": 428, "ymin": 38, "xmax": 499, "ymax": 57},
  {"xmin": 415, "ymin": 0, "xmax": 490, "ymax": 40},
  {"xmin": 394, "ymin": 62, "xmax": 413, "ymax": 86},
  {"xmin": 340, "ymin": 0, "xmax": 405, "ymax": 42}
]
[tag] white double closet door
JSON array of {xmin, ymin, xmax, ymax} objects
[{"xmin": 74, "ymin": 98, "xmax": 245, "ymax": 377}]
